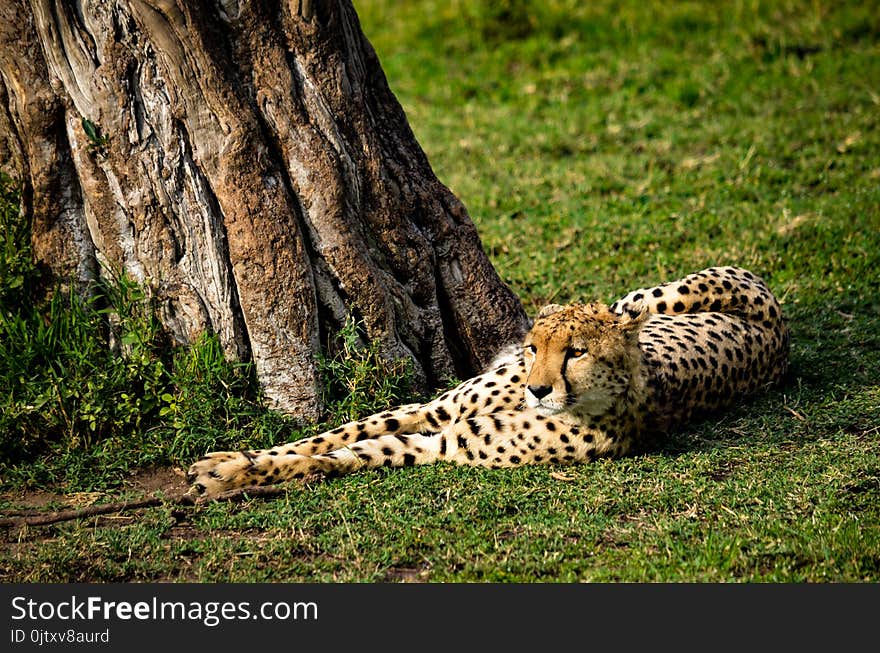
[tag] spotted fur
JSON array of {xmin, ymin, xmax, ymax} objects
[{"xmin": 187, "ymin": 266, "xmax": 789, "ymax": 496}]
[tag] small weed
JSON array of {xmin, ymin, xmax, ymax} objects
[
  {"xmin": 81, "ymin": 117, "xmax": 109, "ymax": 154},
  {"xmin": 316, "ymin": 316, "xmax": 416, "ymax": 425},
  {"xmin": 0, "ymin": 173, "xmax": 36, "ymax": 306}
]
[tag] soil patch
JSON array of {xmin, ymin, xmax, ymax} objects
[{"xmin": 0, "ymin": 466, "xmax": 189, "ymax": 515}]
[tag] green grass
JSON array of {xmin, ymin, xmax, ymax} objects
[{"xmin": 2, "ymin": 0, "xmax": 879, "ymax": 582}]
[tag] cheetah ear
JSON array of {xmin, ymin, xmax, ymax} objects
[
  {"xmin": 611, "ymin": 294, "xmax": 647, "ymax": 317},
  {"xmin": 537, "ymin": 303, "xmax": 565, "ymax": 318},
  {"xmin": 616, "ymin": 305, "xmax": 649, "ymax": 331}
]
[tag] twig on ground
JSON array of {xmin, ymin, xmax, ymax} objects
[{"xmin": 0, "ymin": 485, "xmax": 292, "ymax": 529}]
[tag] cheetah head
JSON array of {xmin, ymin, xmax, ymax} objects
[{"xmin": 522, "ymin": 302, "xmax": 647, "ymax": 417}]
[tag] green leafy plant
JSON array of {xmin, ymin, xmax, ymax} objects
[
  {"xmin": 81, "ymin": 117, "xmax": 109, "ymax": 154},
  {"xmin": 0, "ymin": 173, "xmax": 263, "ymax": 487},
  {"xmin": 0, "ymin": 274, "xmax": 163, "ymax": 470},
  {"xmin": 317, "ymin": 316, "xmax": 416, "ymax": 425},
  {"xmin": 0, "ymin": 173, "xmax": 36, "ymax": 306},
  {"xmin": 152, "ymin": 333, "xmax": 267, "ymax": 460}
]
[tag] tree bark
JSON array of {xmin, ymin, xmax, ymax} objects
[{"xmin": 0, "ymin": 0, "xmax": 528, "ymax": 419}]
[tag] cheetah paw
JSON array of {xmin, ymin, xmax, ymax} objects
[{"xmin": 186, "ymin": 450, "xmax": 260, "ymax": 497}]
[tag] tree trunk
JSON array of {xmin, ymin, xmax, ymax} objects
[{"xmin": 0, "ymin": 0, "xmax": 528, "ymax": 420}]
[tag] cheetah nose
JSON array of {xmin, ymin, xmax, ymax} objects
[{"xmin": 528, "ymin": 384, "xmax": 552, "ymax": 400}]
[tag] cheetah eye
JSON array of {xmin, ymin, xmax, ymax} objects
[
  {"xmin": 524, "ymin": 344, "xmax": 537, "ymax": 355},
  {"xmin": 567, "ymin": 348, "xmax": 587, "ymax": 359}
]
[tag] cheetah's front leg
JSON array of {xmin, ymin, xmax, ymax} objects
[
  {"xmin": 283, "ymin": 360, "xmax": 527, "ymax": 457},
  {"xmin": 186, "ymin": 433, "xmax": 449, "ymax": 495},
  {"xmin": 187, "ymin": 409, "xmax": 622, "ymax": 496}
]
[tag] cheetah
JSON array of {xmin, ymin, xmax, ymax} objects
[{"xmin": 187, "ymin": 266, "xmax": 789, "ymax": 496}]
